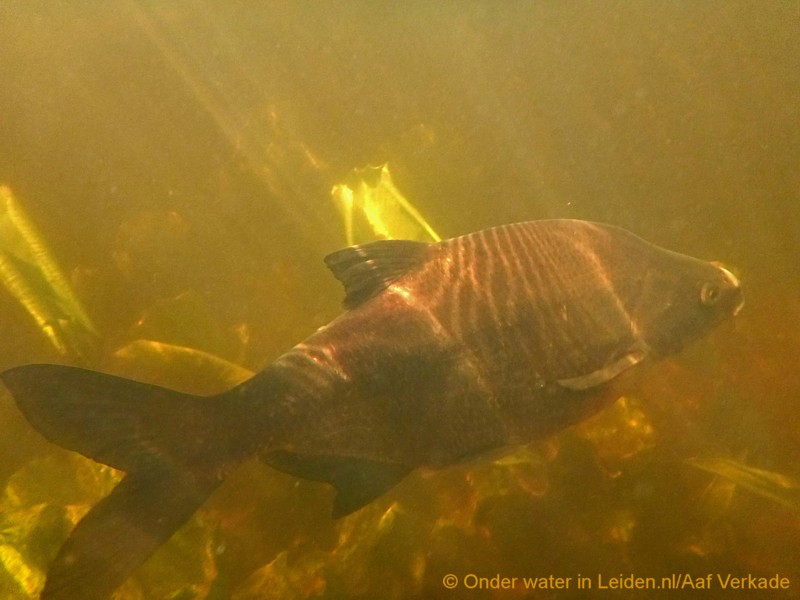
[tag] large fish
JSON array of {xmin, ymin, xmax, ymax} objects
[{"xmin": 1, "ymin": 219, "xmax": 743, "ymax": 599}]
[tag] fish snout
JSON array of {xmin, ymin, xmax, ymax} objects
[{"xmin": 708, "ymin": 262, "xmax": 744, "ymax": 317}]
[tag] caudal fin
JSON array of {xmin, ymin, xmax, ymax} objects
[{"xmin": 1, "ymin": 364, "xmax": 234, "ymax": 599}]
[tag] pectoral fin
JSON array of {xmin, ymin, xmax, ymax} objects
[
  {"xmin": 265, "ymin": 451, "xmax": 411, "ymax": 517},
  {"xmin": 557, "ymin": 346, "xmax": 648, "ymax": 391}
]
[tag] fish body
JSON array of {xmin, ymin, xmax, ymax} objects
[{"xmin": 0, "ymin": 219, "xmax": 743, "ymax": 598}]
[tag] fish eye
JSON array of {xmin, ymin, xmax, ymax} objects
[{"xmin": 700, "ymin": 282, "xmax": 721, "ymax": 306}]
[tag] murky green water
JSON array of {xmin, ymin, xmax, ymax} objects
[{"xmin": 1, "ymin": 2, "xmax": 798, "ymax": 598}]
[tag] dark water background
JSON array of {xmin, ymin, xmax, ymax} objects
[{"xmin": 0, "ymin": 2, "xmax": 798, "ymax": 598}]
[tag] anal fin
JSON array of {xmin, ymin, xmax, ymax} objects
[{"xmin": 265, "ymin": 451, "xmax": 411, "ymax": 518}]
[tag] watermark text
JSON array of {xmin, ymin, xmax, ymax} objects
[{"xmin": 441, "ymin": 572, "xmax": 791, "ymax": 592}]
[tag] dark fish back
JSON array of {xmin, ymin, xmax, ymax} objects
[{"xmin": 417, "ymin": 221, "xmax": 639, "ymax": 380}]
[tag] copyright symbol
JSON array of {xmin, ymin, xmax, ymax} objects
[{"xmin": 443, "ymin": 574, "xmax": 458, "ymax": 589}]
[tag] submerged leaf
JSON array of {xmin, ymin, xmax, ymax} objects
[
  {"xmin": 114, "ymin": 339, "xmax": 254, "ymax": 394},
  {"xmin": 0, "ymin": 453, "xmax": 121, "ymax": 599},
  {"xmin": 331, "ymin": 164, "xmax": 440, "ymax": 245},
  {"xmin": 131, "ymin": 291, "xmax": 245, "ymax": 362},
  {"xmin": 0, "ymin": 186, "xmax": 98, "ymax": 358},
  {"xmin": 686, "ymin": 456, "xmax": 800, "ymax": 513},
  {"xmin": 577, "ymin": 396, "xmax": 656, "ymax": 464}
]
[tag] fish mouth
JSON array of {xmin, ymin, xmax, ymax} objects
[{"xmin": 713, "ymin": 262, "xmax": 745, "ymax": 316}]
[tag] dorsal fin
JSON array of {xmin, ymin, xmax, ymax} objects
[{"xmin": 324, "ymin": 239, "xmax": 431, "ymax": 309}]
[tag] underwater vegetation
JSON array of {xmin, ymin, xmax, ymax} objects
[
  {"xmin": 0, "ymin": 182, "xmax": 797, "ymax": 600},
  {"xmin": 686, "ymin": 457, "xmax": 800, "ymax": 516},
  {"xmin": 332, "ymin": 164, "xmax": 441, "ymax": 246},
  {"xmin": 0, "ymin": 187, "xmax": 98, "ymax": 360}
]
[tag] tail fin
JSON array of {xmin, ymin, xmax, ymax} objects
[{"xmin": 1, "ymin": 364, "xmax": 234, "ymax": 599}]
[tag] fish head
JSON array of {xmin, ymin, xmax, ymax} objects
[{"xmin": 632, "ymin": 255, "xmax": 744, "ymax": 358}]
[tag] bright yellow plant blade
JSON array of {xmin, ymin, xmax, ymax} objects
[
  {"xmin": 686, "ymin": 456, "xmax": 800, "ymax": 513},
  {"xmin": 331, "ymin": 164, "xmax": 440, "ymax": 245},
  {"xmin": 0, "ymin": 186, "xmax": 97, "ymax": 357}
]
